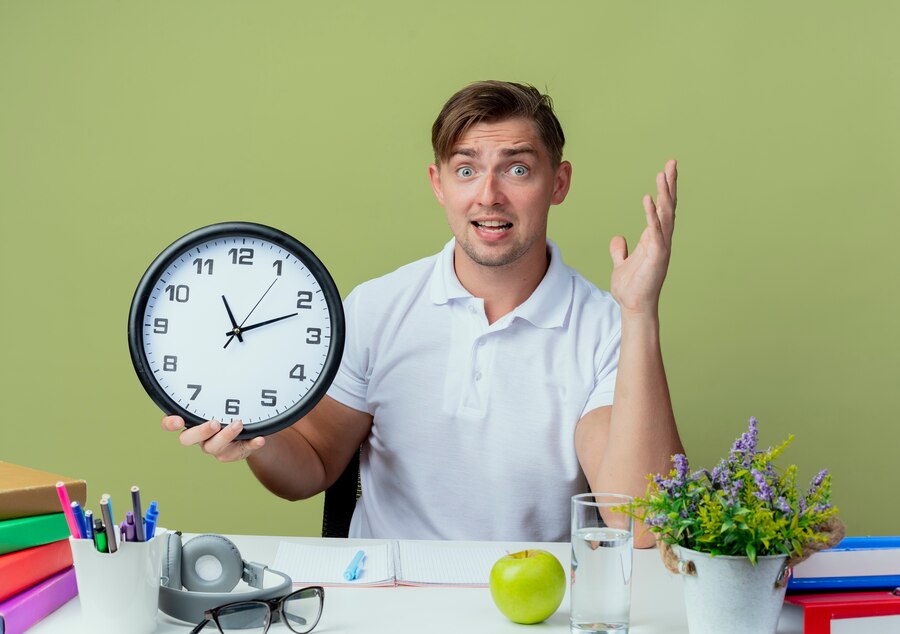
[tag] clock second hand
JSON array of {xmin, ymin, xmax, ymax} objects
[{"xmin": 224, "ymin": 278, "xmax": 278, "ymax": 349}]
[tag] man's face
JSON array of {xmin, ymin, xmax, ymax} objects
[{"xmin": 428, "ymin": 118, "xmax": 571, "ymax": 271}]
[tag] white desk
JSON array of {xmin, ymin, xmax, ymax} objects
[{"xmin": 26, "ymin": 534, "xmax": 896, "ymax": 633}]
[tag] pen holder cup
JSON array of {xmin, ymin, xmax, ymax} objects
[{"xmin": 70, "ymin": 530, "xmax": 166, "ymax": 634}]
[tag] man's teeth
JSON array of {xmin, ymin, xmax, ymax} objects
[{"xmin": 474, "ymin": 221, "xmax": 512, "ymax": 231}]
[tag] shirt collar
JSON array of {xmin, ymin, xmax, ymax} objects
[{"xmin": 428, "ymin": 238, "xmax": 574, "ymax": 329}]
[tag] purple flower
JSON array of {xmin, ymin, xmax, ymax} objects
[
  {"xmin": 807, "ymin": 469, "xmax": 828, "ymax": 495},
  {"xmin": 711, "ymin": 463, "xmax": 730, "ymax": 489},
  {"xmin": 692, "ymin": 468, "xmax": 710, "ymax": 482},
  {"xmin": 752, "ymin": 468, "xmax": 773, "ymax": 502},
  {"xmin": 775, "ymin": 497, "xmax": 792, "ymax": 514},
  {"xmin": 730, "ymin": 417, "xmax": 759, "ymax": 467},
  {"xmin": 673, "ymin": 454, "xmax": 690, "ymax": 487},
  {"xmin": 723, "ymin": 479, "xmax": 743, "ymax": 505}
]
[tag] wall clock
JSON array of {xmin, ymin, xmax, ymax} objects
[{"xmin": 127, "ymin": 222, "xmax": 344, "ymax": 438}]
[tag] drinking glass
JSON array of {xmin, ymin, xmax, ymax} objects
[{"xmin": 570, "ymin": 493, "xmax": 634, "ymax": 634}]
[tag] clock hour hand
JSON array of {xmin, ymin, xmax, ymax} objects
[
  {"xmin": 222, "ymin": 295, "xmax": 244, "ymax": 343},
  {"xmin": 224, "ymin": 312, "xmax": 299, "ymax": 337}
]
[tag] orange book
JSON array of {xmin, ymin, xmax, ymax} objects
[
  {"xmin": 0, "ymin": 462, "xmax": 86, "ymax": 521},
  {"xmin": 0, "ymin": 539, "xmax": 74, "ymax": 602}
]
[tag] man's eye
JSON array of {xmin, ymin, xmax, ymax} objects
[
  {"xmin": 510, "ymin": 165, "xmax": 528, "ymax": 176},
  {"xmin": 456, "ymin": 167, "xmax": 474, "ymax": 178}
]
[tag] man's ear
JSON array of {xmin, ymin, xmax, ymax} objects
[
  {"xmin": 428, "ymin": 163, "xmax": 445, "ymax": 205},
  {"xmin": 551, "ymin": 160, "xmax": 573, "ymax": 205}
]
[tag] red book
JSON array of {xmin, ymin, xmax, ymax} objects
[
  {"xmin": 785, "ymin": 590, "xmax": 900, "ymax": 634},
  {"xmin": 0, "ymin": 567, "xmax": 77, "ymax": 634},
  {"xmin": 0, "ymin": 540, "xmax": 74, "ymax": 602}
]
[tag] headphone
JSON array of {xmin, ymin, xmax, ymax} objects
[{"xmin": 159, "ymin": 532, "xmax": 293, "ymax": 624}]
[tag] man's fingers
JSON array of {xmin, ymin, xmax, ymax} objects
[
  {"xmin": 218, "ymin": 435, "xmax": 266, "ymax": 463},
  {"xmin": 609, "ymin": 235, "xmax": 628, "ymax": 266},
  {"xmin": 654, "ymin": 173, "xmax": 675, "ymax": 247},
  {"xmin": 161, "ymin": 415, "xmax": 185, "ymax": 432},
  {"xmin": 665, "ymin": 159, "xmax": 678, "ymax": 205},
  {"xmin": 177, "ymin": 419, "xmax": 222, "ymax": 447},
  {"xmin": 199, "ymin": 420, "xmax": 245, "ymax": 456},
  {"xmin": 643, "ymin": 194, "xmax": 662, "ymax": 231}
]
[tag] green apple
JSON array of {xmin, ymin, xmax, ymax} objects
[{"xmin": 489, "ymin": 549, "xmax": 566, "ymax": 624}]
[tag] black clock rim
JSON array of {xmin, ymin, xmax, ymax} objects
[{"xmin": 127, "ymin": 221, "xmax": 346, "ymax": 439}]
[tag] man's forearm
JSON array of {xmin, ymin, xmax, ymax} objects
[
  {"xmin": 246, "ymin": 426, "xmax": 328, "ymax": 501},
  {"xmin": 600, "ymin": 312, "xmax": 684, "ymax": 499}
]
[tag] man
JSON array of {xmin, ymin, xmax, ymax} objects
[{"xmin": 162, "ymin": 80, "xmax": 684, "ymax": 545}]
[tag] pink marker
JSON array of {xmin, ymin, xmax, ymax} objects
[{"xmin": 55, "ymin": 481, "xmax": 81, "ymax": 539}]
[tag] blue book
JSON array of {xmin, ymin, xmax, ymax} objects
[{"xmin": 788, "ymin": 536, "xmax": 900, "ymax": 592}]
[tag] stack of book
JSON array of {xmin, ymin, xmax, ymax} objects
[
  {"xmin": 786, "ymin": 536, "xmax": 900, "ymax": 633},
  {"xmin": 0, "ymin": 462, "xmax": 86, "ymax": 634}
]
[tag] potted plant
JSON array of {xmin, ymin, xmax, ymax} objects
[{"xmin": 626, "ymin": 417, "xmax": 844, "ymax": 634}]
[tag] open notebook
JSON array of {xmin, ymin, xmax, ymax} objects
[{"xmin": 272, "ymin": 540, "xmax": 513, "ymax": 587}]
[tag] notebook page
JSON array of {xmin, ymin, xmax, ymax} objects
[
  {"xmin": 396, "ymin": 541, "xmax": 509, "ymax": 586},
  {"xmin": 273, "ymin": 541, "xmax": 395, "ymax": 586}
]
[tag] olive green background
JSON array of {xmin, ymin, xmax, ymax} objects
[{"xmin": 1, "ymin": 1, "xmax": 897, "ymax": 538}]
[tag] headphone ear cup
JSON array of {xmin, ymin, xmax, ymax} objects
[
  {"xmin": 162, "ymin": 532, "xmax": 183, "ymax": 589},
  {"xmin": 180, "ymin": 534, "xmax": 244, "ymax": 593}
]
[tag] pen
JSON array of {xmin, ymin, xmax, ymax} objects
[
  {"xmin": 71, "ymin": 502, "xmax": 88, "ymax": 539},
  {"xmin": 100, "ymin": 497, "xmax": 117, "ymax": 553},
  {"xmin": 55, "ymin": 482, "xmax": 81, "ymax": 539},
  {"xmin": 93, "ymin": 518, "xmax": 108, "ymax": 553},
  {"xmin": 120, "ymin": 511, "xmax": 137, "ymax": 543},
  {"xmin": 343, "ymin": 549, "xmax": 366, "ymax": 581},
  {"xmin": 84, "ymin": 510, "xmax": 94, "ymax": 540},
  {"xmin": 131, "ymin": 486, "xmax": 145, "ymax": 542},
  {"xmin": 144, "ymin": 501, "xmax": 159, "ymax": 539},
  {"xmin": 102, "ymin": 493, "xmax": 114, "ymax": 527}
]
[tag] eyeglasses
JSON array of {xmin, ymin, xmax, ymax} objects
[{"xmin": 190, "ymin": 586, "xmax": 324, "ymax": 634}]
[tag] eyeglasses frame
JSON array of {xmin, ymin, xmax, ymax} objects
[{"xmin": 190, "ymin": 586, "xmax": 325, "ymax": 634}]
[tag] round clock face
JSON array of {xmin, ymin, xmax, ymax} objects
[{"xmin": 128, "ymin": 222, "xmax": 345, "ymax": 438}]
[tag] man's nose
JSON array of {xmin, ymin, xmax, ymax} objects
[{"xmin": 477, "ymin": 172, "xmax": 506, "ymax": 207}]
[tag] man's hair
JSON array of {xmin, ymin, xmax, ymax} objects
[{"xmin": 431, "ymin": 80, "xmax": 566, "ymax": 166}]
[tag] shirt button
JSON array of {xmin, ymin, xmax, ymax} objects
[
  {"xmin": 477, "ymin": 339, "xmax": 485, "ymax": 347},
  {"xmin": 474, "ymin": 370, "xmax": 483, "ymax": 381},
  {"xmin": 468, "ymin": 304, "xmax": 477, "ymax": 314}
]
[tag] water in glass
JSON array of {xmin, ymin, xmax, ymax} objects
[{"xmin": 570, "ymin": 526, "xmax": 633, "ymax": 633}]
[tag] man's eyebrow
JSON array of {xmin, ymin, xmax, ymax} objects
[
  {"xmin": 449, "ymin": 145, "xmax": 537, "ymax": 159},
  {"xmin": 500, "ymin": 145, "xmax": 536, "ymax": 157}
]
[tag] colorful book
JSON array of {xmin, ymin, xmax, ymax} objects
[
  {"xmin": 0, "ymin": 462, "xmax": 87, "ymax": 522},
  {"xmin": 0, "ymin": 567, "xmax": 77, "ymax": 634},
  {"xmin": 788, "ymin": 536, "xmax": 900, "ymax": 591},
  {"xmin": 0, "ymin": 514, "xmax": 70, "ymax": 556},
  {"xmin": 0, "ymin": 540, "xmax": 74, "ymax": 602},
  {"xmin": 784, "ymin": 591, "xmax": 900, "ymax": 634}
]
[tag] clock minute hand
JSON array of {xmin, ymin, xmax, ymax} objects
[{"xmin": 226, "ymin": 312, "xmax": 299, "ymax": 337}]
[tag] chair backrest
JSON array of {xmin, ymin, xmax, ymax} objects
[{"xmin": 321, "ymin": 449, "xmax": 361, "ymax": 538}]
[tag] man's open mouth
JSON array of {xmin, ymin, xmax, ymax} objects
[{"xmin": 473, "ymin": 220, "xmax": 513, "ymax": 233}]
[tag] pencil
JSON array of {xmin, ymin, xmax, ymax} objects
[{"xmin": 55, "ymin": 481, "xmax": 81, "ymax": 539}]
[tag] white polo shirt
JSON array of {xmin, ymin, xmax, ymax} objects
[{"xmin": 326, "ymin": 238, "xmax": 621, "ymax": 541}]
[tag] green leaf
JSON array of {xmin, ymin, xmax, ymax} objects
[{"xmin": 746, "ymin": 542, "xmax": 758, "ymax": 565}]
